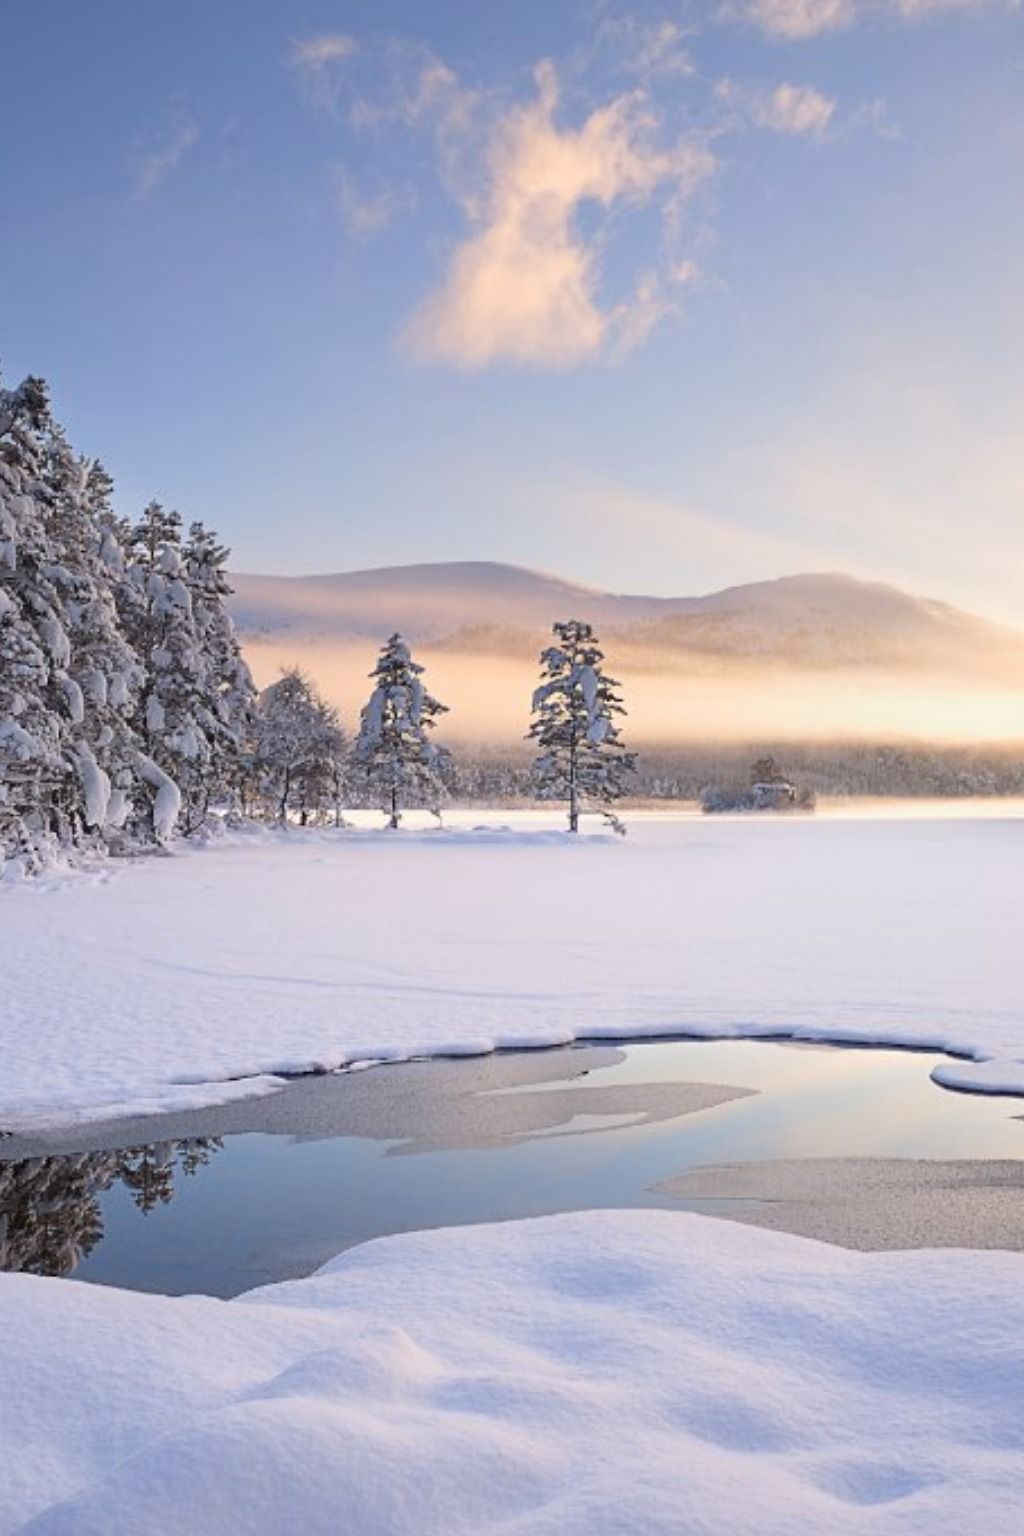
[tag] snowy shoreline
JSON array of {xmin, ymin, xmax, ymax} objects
[{"xmin": 2, "ymin": 810, "xmax": 1023, "ymax": 1132}]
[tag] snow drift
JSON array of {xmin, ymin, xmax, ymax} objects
[{"xmin": 1, "ymin": 1210, "xmax": 1022, "ymax": 1535}]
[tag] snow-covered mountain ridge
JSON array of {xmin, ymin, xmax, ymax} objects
[{"xmin": 230, "ymin": 563, "xmax": 1024, "ymax": 675}]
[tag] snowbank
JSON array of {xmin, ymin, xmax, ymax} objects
[
  {"xmin": 1, "ymin": 810, "xmax": 1022, "ymax": 1130},
  {"xmin": 1, "ymin": 1211, "xmax": 1022, "ymax": 1534}
]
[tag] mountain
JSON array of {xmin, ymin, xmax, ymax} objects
[
  {"xmin": 230, "ymin": 561, "xmax": 668, "ymax": 640},
  {"xmin": 230, "ymin": 563, "xmax": 1024, "ymax": 671},
  {"xmin": 228, "ymin": 563, "xmax": 1024, "ymax": 744}
]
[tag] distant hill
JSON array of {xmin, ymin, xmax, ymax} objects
[
  {"xmin": 228, "ymin": 562, "xmax": 1024, "ymax": 744},
  {"xmin": 230, "ymin": 562, "xmax": 1024, "ymax": 676}
]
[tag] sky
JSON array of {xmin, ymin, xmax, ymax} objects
[{"xmin": 1, "ymin": 0, "xmax": 1022, "ymax": 622}]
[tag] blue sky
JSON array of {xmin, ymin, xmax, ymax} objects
[{"xmin": 1, "ymin": 0, "xmax": 1022, "ymax": 620}]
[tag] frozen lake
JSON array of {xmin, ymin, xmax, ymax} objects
[
  {"xmin": 4, "ymin": 1037, "xmax": 1022, "ymax": 1297},
  {"xmin": 5, "ymin": 806, "xmax": 1024, "ymax": 1131}
]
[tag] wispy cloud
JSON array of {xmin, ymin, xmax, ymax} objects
[
  {"xmin": 726, "ymin": 0, "xmax": 856, "ymax": 37},
  {"xmin": 134, "ymin": 115, "xmax": 199, "ymax": 198},
  {"xmin": 851, "ymin": 96, "xmax": 902, "ymax": 139},
  {"xmin": 747, "ymin": 81, "xmax": 837, "ymax": 135},
  {"xmin": 290, "ymin": 33, "xmax": 356, "ymax": 108},
  {"xmin": 333, "ymin": 165, "xmax": 416, "ymax": 238},
  {"xmin": 347, "ymin": 44, "xmax": 477, "ymax": 135},
  {"xmin": 727, "ymin": 0, "xmax": 1014, "ymax": 38},
  {"xmin": 404, "ymin": 61, "xmax": 714, "ymax": 370},
  {"xmin": 589, "ymin": 14, "xmax": 697, "ymax": 79}
]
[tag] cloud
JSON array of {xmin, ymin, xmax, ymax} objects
[
  {"xmin": 341, "ymin": 41, "xmax": 482, "ymax": 203},
  {"xmin": 729, "ymin": 0, "xmax": 856, "ymax": 35},
  {"xmin": 748, "ymin": 82, "xmax": 837, "ymax": 134},
  {"xmin": 352, "ymin": 53, "xmax": 469, "ymax": 129},
  {"xmin": 404, "ymin": 62, "xmax": 714, "ymax": 370},
  {"xmin": 134, "ymin": 115, "xmax": 199, "ymax": 197},
  {"xmin": 851, "ymin": 96, "xmax": 902, "ymax": 138},
  {"xmin": 526, "ymin": 469, "xmax": 830, "ymax": 589},
  {"xmin": 333, "ymin": 166, "xmax": 416, "ymax": 238},
  {"xmin": 290, "ymin": 33, "xmax": 356, "ymax": 108},
  {"xmin": 589, "ymin": 15, "xmax": 697, "ymax": 79},
  {"xmin": 728, "ymin": 0, "xmax": 1014, "ymax": 37}
]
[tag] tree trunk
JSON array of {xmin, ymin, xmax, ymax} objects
[
  {"xmin": 388, "ymin": 784, "xmax": 399, "ymax": 830},
  {"xmin": 568, "ymin": 736, "xmax": 579, "ymax": 833}
]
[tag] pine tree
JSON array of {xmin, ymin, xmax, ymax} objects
[
  {"xmin": 3, "ymin": 358, "xmax": 265, "ymax": 866},
  {"xmin": 116, "ymin": 510, "xmax": 256, "ymax": 836},
  {"xmin": 353, "ymin": 634, "xmax": 451, "ymax": 828},
  {"xmin": 0, "ymin": 375, "xmax": 72, "ymax": 863},
  {"xmin": 40, "ymin": 434, "xmax": 145, "ymax": 838},
  {"xmin": 183, "ymin": 521, "xmax": 256, "ymax": 818},
  {"xmin": 252, "ymin": 667, "xmax": 346, "ymax": 825},
  {"xmin": 528, "ymin": 619, "xmax": 636, "ymax": 833}
]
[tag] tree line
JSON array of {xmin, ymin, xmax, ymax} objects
[{"xmin": 1, "ymin": 367, "xmax": 636, "ymax": 869}]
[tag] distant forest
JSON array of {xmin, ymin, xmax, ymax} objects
[{"xmin": 448, "ymin": 742, "xmax": 1024, "ymax": 804}]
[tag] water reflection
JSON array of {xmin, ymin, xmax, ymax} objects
[
  {"xmin": 0, "ymin": 1139, "xmax": 220, "ymax": 1277},
  {"xmin": 1, "ymin": 1041, "xmax": 1021, "ymax": 1297}
]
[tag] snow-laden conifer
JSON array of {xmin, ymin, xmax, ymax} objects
[
  {"xmin": 119, "ymin": 505, "xmax": 251, "ymax": 838},
  {"xmin": 0, "ymin": 376, "xmax": 72, "ymax": 863},
  {"xmin": 528, "ymin": 619, "xmax": 636, "ymax": 833},
  {"xmin": 183, "ymin": 521, "xmax": 256, "ymax": 817},
  {"xmin": 353, "ymin": 634, "xmax": 451, "ymax": 828},
  {"xmin": 117, "ymin": 502, "xmax": 199, "ymax": 839},
  {"xmin": 252, "ymin": 667, "xmax": 346, "ymax": 825},
  {"xmin": 40, "ymin": 437, "xmax": 145, "ymax": 837}
]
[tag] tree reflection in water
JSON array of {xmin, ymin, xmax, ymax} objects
[{"xmin": 0, "ymin": 1139, "xmax": 221, "ymax": 1277}]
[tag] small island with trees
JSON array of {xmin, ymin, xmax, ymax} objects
[{"xmin": 700, "ymin": 757, "xmax": 816, "ymax": 815}]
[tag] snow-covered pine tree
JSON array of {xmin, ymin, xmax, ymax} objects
[
  {"xmin": 0, "ymin": 375, "xmax": 73, "ymax": 864},
  {"xmin": 119, "ymin": 502, "xmax": 196, "ymax": 841},
  {"xmin": 353, "ymin": 634, "xmax": 451, "ymax": 828},
  {"xmin": 183, "ymin": 521, "xmax": 256, "ymax": 817},
  {"xmin": 39, "ymin": 432, "xmax": 145, "ymax": 840},
  {"xmin": 528, "ymin": 619, "xmax": 636, "ymax": 833},
  {"xmin": 251, "ymin": 667, "xmax": 346, "ymax": 825}
]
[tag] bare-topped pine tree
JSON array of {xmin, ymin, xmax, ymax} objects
[
  {"xmin": 528, "ymin": 619, "xmax": 636, "ymax": 833},
  {"xmin": 353, "ymin": 633, "xmax": 451, "ymax": 829}
]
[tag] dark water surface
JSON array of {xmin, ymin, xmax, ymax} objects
[{"xmin": 2, "ymin": 1040, "xmax": 1022, "ymax": 1297}]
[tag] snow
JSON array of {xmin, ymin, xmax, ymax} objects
[
  {"xmin": 135, "ymin": 753, "xmax": 181, "ymax": 842},
  {"xmin": 74, "ymin": 746, "xmax": 111, "ymax": 829},
  {"xmin": 0, "ymin": 808, "xmax": 1022, "ymax": 1131},
  {"xmin": 931, "ymin": 1058, "xmax": 1024, "ymax": 1096},
  {"xmin": 0, "ymin": 1211, "xmax": 1022, "ymax": 1534},
  {"xmin": 0, "ymin": 718, "xmax": 39, "ymax": 761},
  {"xmin": 144, "ymin": 692, "xmax": 165, "ymax": 733},
  {"xmin": 61, "ymin": 675, "xmax": 84, "ymax": 724},
  {"xmin": 38, "ymin": 615, "xmax": 71, "ymax": 668}
]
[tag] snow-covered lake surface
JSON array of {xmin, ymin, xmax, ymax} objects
[
  {"xmin": 2, "ymin": 805, "xmax": 1023, "ymax": 1130},
  {"xmin": 4, "ymin": 1038, "xmax": 1024, "ymax": 1297}
]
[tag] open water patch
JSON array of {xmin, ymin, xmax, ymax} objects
[{"xmin": 1, "ymin": 1039, "xmax": 1022, "ymax": 1296}]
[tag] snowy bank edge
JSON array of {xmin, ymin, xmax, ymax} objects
[{"xmin": 3, "ymin": 1022, "xmax": 1022, "ymax": 1136}]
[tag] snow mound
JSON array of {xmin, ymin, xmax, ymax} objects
[{"xmin": 1, "ymin": 1211, "xmax": 1022, "ymax": 1534}]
